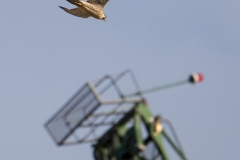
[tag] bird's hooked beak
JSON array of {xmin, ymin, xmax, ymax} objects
[{"xmin": 103, "ymin": 14, "xmax": 107, "ymax": 22}]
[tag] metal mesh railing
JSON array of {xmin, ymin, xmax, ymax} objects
[
  {"xmin": 45, "ymin": 70, "xmax": 144, "ymax": 146},
  {"xmin": 45, "ymin": 84, "xmax": 100, "ymax": 145}
]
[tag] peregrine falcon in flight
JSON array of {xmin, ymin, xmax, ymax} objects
[{"xmin": 59, "ymin": 0, "xmax": 108, "ymax": 21}]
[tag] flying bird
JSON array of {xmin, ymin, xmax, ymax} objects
[{"xmin": 59, "ymin": 0, "xmax": 108, "ymax": 21}]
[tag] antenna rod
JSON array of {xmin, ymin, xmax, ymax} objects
[{"xmin": 125, "ymin": 73, "xmax": 204, "ymax": 97}]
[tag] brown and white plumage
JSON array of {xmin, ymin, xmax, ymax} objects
[
  {"xmin": 59, "ymin": 6, "xmax": 90, "ymax": 18},
  {"xmin": 154, "ymin": 115, "xmax": 163, "ymax": 135},
  {"xmin": 59, "ymin": 0, "xmax": 109, "ymax": 21}
]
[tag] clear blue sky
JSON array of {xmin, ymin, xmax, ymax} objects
[{"xmin": 0, "ymin": 0, "xmax": 239, "ymax": 159}]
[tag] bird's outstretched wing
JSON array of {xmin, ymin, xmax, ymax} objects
[
  {"xmin": 87, "ymin": 0, "xmax": 109, "ymax": 8},
  {"xmin": 59, "ymin": 6, "xmax": 90, "ymax": 18},
  {"xmin": 66, "ymin": 0, "xmax": 82, "ymax": 6}
]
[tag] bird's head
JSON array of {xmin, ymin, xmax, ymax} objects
[
  {"xmin": 154, "ymin": 115, "xmax": 162, "ymax": 123},
  {"xmin": 101, "ymin": 14, "xmax": 106, "ymax": 21}
]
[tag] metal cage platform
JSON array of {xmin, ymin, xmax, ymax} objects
[{"xmin": 45, "ymin": 69, "xmax": 144, "ymax": 146}]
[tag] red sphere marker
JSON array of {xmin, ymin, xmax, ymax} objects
[{"xmin": 189, "ymin": 73, "xmax": 204, "ymax": 83}]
